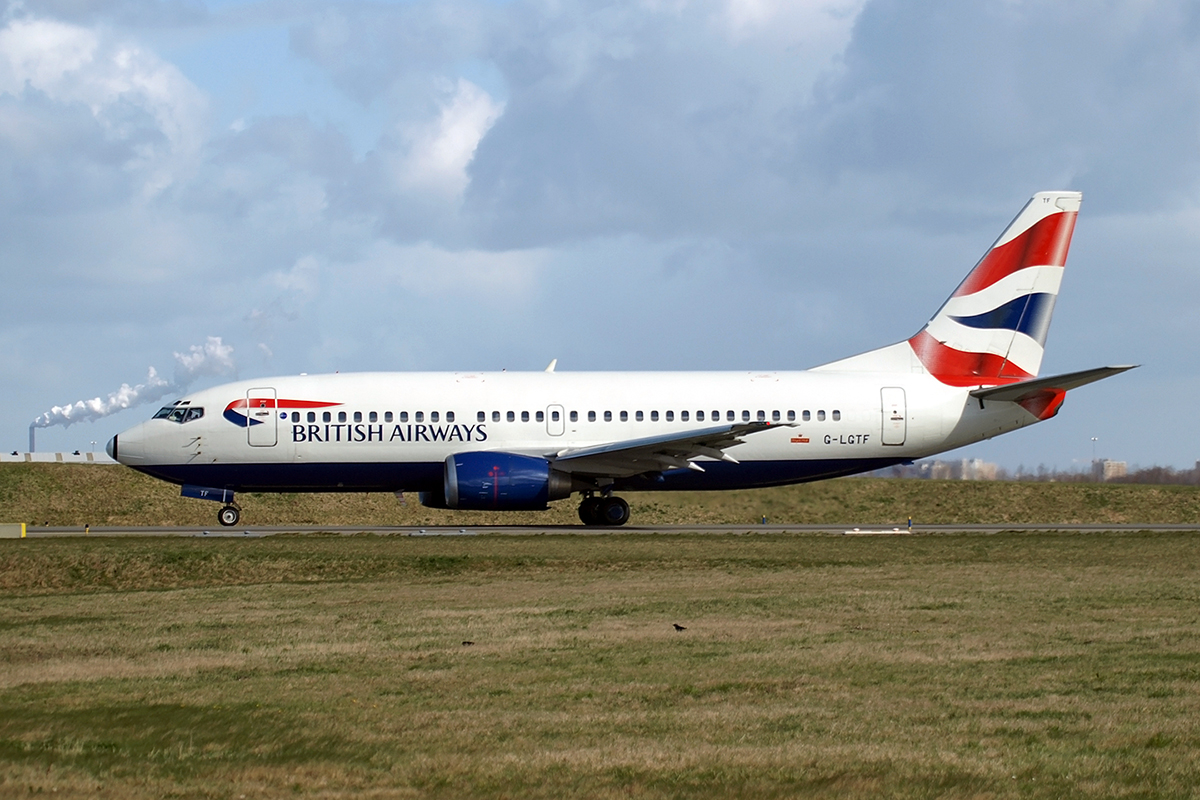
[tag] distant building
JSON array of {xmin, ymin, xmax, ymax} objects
[
  {"xmin": 923, "ymin": 458, "xmax": 999, "ymax": 480},
  {"xmin": 0, "ymin": 452, "xmax": 116, "ymax": 464},
  {"xmin": 1100, "ymin": 460, "xmax": 1128, "ymax": 481}
]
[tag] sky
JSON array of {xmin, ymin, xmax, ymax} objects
[{"xmin": 1, "ymin": 0, "xmax": 1197, "ymax": 472}]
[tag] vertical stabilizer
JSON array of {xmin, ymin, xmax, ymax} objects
[{"xmin": 814, "ymin": 191, "xmax": 1081, "ymax": 383}]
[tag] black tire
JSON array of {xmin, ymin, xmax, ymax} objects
[
  {"xmin": 578, "ymin": 497, "xmax": 602, "ymax": 526},
  {"xmin": 218, "ymin": 506, "xmax": 240, "ymax": 527},
  {"xmin": 597, "ymin": 496, "xmax": 630, "ymax": 526}
]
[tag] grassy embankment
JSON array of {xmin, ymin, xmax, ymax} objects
[
  {"xmin": 2, "ymin": 463, "xmax": 1199, "ymax": 526},
  {"xmin": 2, "ymin": 532, "xmax": 1200, "ymax": 798}
]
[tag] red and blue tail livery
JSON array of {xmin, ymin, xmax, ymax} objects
[
  {"xmin": 109, "ymin": 191, "xmax": 1133, "ymax": 528},
  {"xmin": 909, "ymin": 191, "xmax": 1080, "ymax": 386}
]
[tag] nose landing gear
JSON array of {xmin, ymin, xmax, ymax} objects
[
  {"xmin": 578, "ymin": 494, "xmax": 630, "ymax": 527},
  {"xmin": 217, "ymin": 505, "xmax": 241, "ymax": 527}
]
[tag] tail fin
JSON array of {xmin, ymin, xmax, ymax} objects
[
  {"xmin": 910, "ymin": 191, "xmax": 1081, "ymax": 385},
  {"xmin": 815, "ymin": 191, "xmax": 1081, "ymax": 382}
]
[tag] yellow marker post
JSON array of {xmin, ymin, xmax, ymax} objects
[{"xmin": 0, "ymin": 523, "xmax": 25, "ymax": 539}]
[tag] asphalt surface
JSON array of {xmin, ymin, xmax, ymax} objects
[{"xmin": 17, "ymin": 523, "xmax": 1200, "ymax": 538}]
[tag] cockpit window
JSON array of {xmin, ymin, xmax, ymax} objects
[{"xmin": 152, "ymin": 406, "xmax": 204, "ymax": 424}]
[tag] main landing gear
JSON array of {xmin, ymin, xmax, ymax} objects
[
  {"xmin": 217, "ymin": 505, "xmax": 241, "ymax": 527},
  {"xmin": 578, "ymin": 494, "xmax": 630, "ymax": 527}
]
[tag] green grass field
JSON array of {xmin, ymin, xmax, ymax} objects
[
  {"xmin": 2, "ymin": 531, "xmax": 1200, "ymax": 798},
  {"xmin": 2, "ymin": 463, "xmax": 1199, "ymax": 527}
]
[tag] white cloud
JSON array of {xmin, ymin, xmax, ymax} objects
[
  {"xmin": 352, "ymin": 239, "xmax": 549, "ymax": 298},
  {"xmin": 0, "ymin": 16, "xmax": 208, "ymax": 195},
  {"xmin": 391, "ymin": 78, "xmax": 504, "ymax": 199}
]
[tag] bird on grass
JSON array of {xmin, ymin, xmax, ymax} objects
[{"xmin": 672, "ymin": 623, "xmax": 687, "ymax": 632}]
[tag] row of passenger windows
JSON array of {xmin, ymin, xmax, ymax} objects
[
  {"xmin": 290, "ymin": 410, "xmax": 450, "ymax": 424},
  {"xmin": 291, "ymin": 408, "xmax": 842, "ymax": 424}
]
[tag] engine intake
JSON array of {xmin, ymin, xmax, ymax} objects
[{"xmin": 434, "ymin": 452, "xmax": 572, "ymax": 510}]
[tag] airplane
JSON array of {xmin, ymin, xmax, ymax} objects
[{"xmin": 107, "ymin": 191, "xmax": 1134, "ymax": 528}]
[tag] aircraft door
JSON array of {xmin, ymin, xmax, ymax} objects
[
  {"xmin": 881, "ymin": 387, "xmax": 906, "ymax": 446},
  {"xmin": 247, "ymin": 387, "xmax": 278, "ymax": 447},
  {"xmin": 546, "ymin": 404, "xmax": 565, "ymax": 436}
]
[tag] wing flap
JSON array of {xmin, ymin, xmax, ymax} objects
[{"xmin": 550, "ymin": 422, "xmax": 778, "ymax": 478}]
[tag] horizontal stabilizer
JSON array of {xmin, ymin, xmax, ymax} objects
[{"xmin": 969, "ymin": 365, "xmax": 1137, "ymax": 403}]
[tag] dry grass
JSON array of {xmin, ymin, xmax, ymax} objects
[
  {"xmin": 2, "ymin": 463, "xmax": 1200, "ymax": 527},
  {"xmin": 1, "ymin": 532, "xmax": 1199, "ymax": 798}
]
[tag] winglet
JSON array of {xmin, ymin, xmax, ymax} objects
[{"xmin": 544, "ymin": 359, "xmax": 558, "ymax": 373}]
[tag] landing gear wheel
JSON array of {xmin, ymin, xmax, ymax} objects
[
  {"xmin": 597, "ymin": 496, "xmax": 630, "ymax": 527},
  {"xmin": 578, "ymin": 496, "xmax": 602, "ymax": 526},
  {"xmin": 218, "ymin": 506, "xmax": 240, "ymax": 527}
]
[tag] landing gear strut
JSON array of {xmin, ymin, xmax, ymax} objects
[
  {"xmin": 578, "ymin": 495, "xmax": 630, "ymax": 527},
  {"xmin": 218, "ymin": 505, "xmax": 241, "ymax": 527}
]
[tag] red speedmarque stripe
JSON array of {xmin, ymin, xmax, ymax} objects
[
  {"xmin": 907, "ymin": 330, "xmax": 1033, "ymax": 387},
  {"xmin": 953, "ymin": 210, "xmax": 1077, "ymax": 297}
]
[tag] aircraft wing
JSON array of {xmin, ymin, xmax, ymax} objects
[
  {"xmin": 969, "ymin": 365, "xmax": 1137, "ymax": 403},
  {"xmin": 548, "ymin": 422, "xmax": 781, "ymax": 478}
]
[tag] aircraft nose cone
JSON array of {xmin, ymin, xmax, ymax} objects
[{"xmin": 111, "ymin": 423, "xmax": 146, "ymax": 463}]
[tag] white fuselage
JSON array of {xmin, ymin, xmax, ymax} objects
[{"xmin": 110, "ymin": 368, "xmax": 1040, "ymax": 494}]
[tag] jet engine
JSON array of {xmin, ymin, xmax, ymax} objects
[{"xmin": 421, "ymin": 452, "xmax": 573, "ymax": 511}]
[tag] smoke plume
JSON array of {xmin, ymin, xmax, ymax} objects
[{"xmin": 31, "ymin": 337, "xmax": 236, "ymax": 430}]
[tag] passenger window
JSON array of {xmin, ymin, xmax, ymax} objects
[
  {"xmin": 431, "ymin": 411, "xmax": 439, "ymax": 423},
  {"xmin": 818, "ymin": 410, "xmax": 826, "ymax": 421},
  {"xmin": 742, "ymin": 410, "xmax": 750, "ymax": 422},
  {"xmin": 354, "ymin": 411, "xmax": 362, "ymax": 423},
  {"xmin": 493, "ymin": 411, "xmax": 501, "ymax": 422},
  {"xmin": 787, "ymin": 410, "xmax": 795, "ymax": 422},
  {"xmin": 537, "ymin": 411, "xmax": 545, "ymax": 422},
  {"xmin": 802, "ymin": 410, "xmax": 811, "ymax": 422},
  {"xmin": 570, "ymin": 411, "xmax": 578, "ymax": 422},
  {"xmin": 651, "ymin": 411, "xmax": 659, "ymax": 422},
  {"xmin": 323, "ymin": 411, "xmax": 332, "ymax": 423},
  {"xmin": 681, "ymin": 411, "xmax": 689, "ymax": 422},
  {"xmin": 292, "ymin": 412, "xmax": 300, "ymax": 423},
  {"xmin": 507, "ymin": 411, "xmax": 515, "ymax": 422},
  {"xmin": 620, "ymin": 411, "xmax": 628, "ymax": 422},
  {"xmin": 369, "ymin": 411, "xmax": 377, "ymax": 423},
  {"xmin": 696, "ymin": 410, "xmax": 704, "ymax": 421},
  {"xmin": 636, "ymin": 411, "xmax": 644, "ymax": 422},
  {"xmin": 308, "ymin": 412, "xmax": 316, "ymax": 423},
  {"xmin": 832, "ymin": 410, "xmax": 841, "ymax": 421},
  {"xmin": 385, "ymin": 412, "xmax": 393, "ymax": 423},
  {"xmin": 447, "ymin": 411, "xmax": 455, "ymax": 422},
  {"xmin": 521, "ymin": 411, "xmax": 530, "ymax": 422},
  {"xmin": 604, "ymin": 411, "xmax": 612, "ymax": 422},
  {"xmin": 552, "ymin": 410, "xmax": 560, "ymax": 421},
  {"xmin": 666, "ymin": 411, "xmax": 674, "ymax": 422},
  {"xmin": 400, "ymin": 412, "xmax": 409, "ymax": 423},
  {"xmin": 757, "ymin": 410, "xmax": 765, "ymax": 422},
  {"xmin": 727, "ymin": 410, "xmax": 735, "ymax": 422},
  {"xmin": 772, "ymin": 410, "xmax": 780, "ymax": 422},
  {"xmin": 588, "ymin": 411, "xmax": 596, "ymax": 422},
  {"xmin": 478, "ymin": 411, "xmax": 486, "ymax": 422},
  {"xmin": 415, "ymin": 411, "xmax": 424, "ymax": 422}
]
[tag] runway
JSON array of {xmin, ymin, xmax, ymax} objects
[{"xmin": 18, "ymin": 523, "xmax": 1200, "ymax": 537}]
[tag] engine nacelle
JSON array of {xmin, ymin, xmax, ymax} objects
[{"xmin": 433, "ymin": 452, "xmax": 573, "ymax": 511}]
